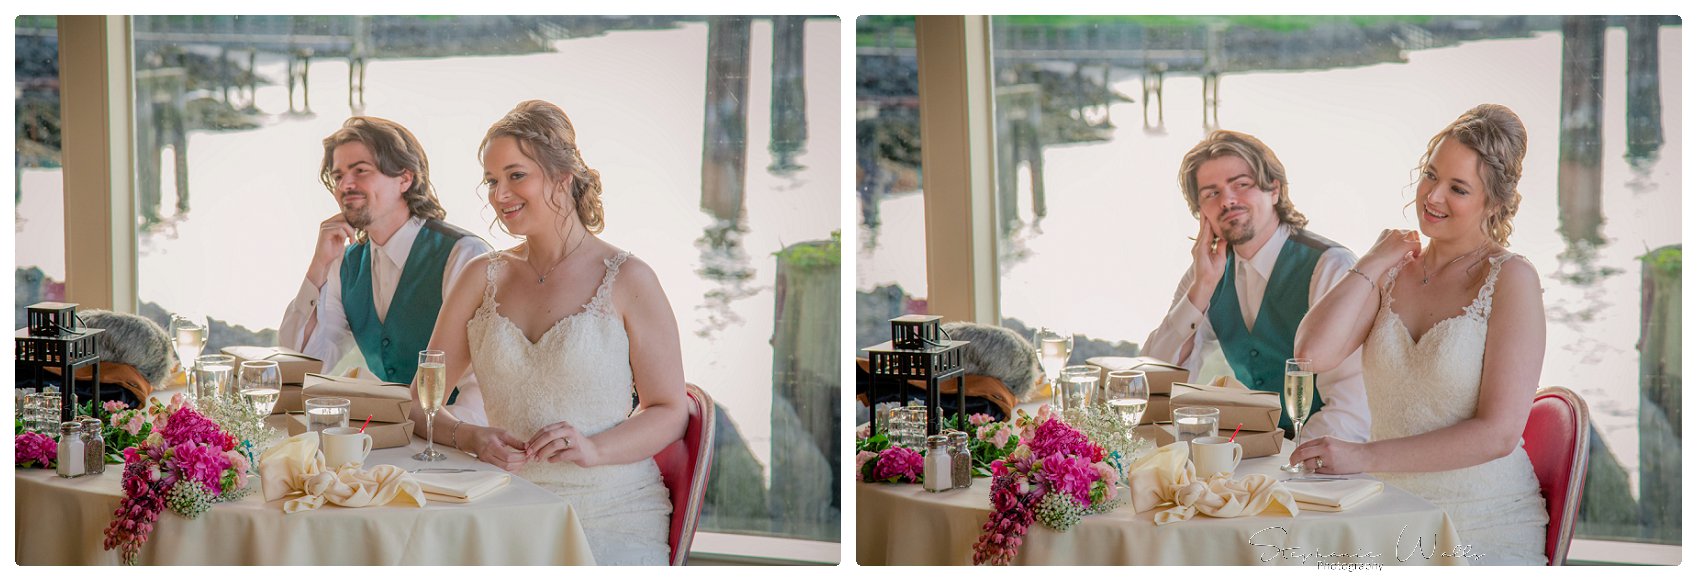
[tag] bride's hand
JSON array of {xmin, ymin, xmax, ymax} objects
[
  {"xmin": 1358, "ymin": 228, "xmax": 1422, "ymax": 279},
  {"xmin": 465, "ymin": 426, "xmax": 529, "ymax": 471},
  {"xmin": 526, "ymin": 421, "xmax": 601, "ymax": 467},
  {"xmin": 1288, "ymin": 436, "xmax": 1370, "ymax": 475}
]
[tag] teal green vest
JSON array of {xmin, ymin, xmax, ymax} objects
[
  {"xmin": 1207, "ymin": 228, "xmax": 1341, "ymax": 435},
  {"xmin": 341, "ymin": 219, "xmax": 476, "ymax": 404}
]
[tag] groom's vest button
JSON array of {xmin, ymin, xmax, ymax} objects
[
  {"xmin": 1249, "ymin": 349, "xmax": 1260, "ymax": 357},
  {"xmin": 1254, "ymin": 377, "xmax": 1265, "ymax": 387},
  {"xmin": 386, "ymin": 366, "xmax": 396, "ymax": 376},
  {"xmin": 381, "ymin": 337, "xmax": 392, "ymax": 347}
]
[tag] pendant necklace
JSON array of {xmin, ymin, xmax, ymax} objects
[
  {"xmin": 526, "ymin": 228, "xmax": 585, "ymax": 284},
  {"xmin": 1420, "ymin": 242, "xmax": 1491, "ymax": 286}
]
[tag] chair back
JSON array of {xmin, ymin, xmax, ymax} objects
[
  {"xmin": 654, "ymin": 383, "xmax": 716, "ymax": 565},
  {"xmin": 1521, "ymin": 386, "xmax": 1589, "ymax": 565}
]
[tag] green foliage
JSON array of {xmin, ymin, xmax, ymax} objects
[
  {"xmin": 1639, "ymin": 246, "xmax": 1682, "ymax": 278},
  {"xmin": 774, "ymin": 231, "xmax": 841, "ymax": 269}
]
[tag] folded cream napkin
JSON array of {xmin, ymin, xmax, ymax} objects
[
  {"xmin": 1284, "ymin": 479, "xmax": 1384, "ymax": 512},
  {"xmin": 258, "ymin": 432, "xmax": 426, "ymax": 513},
  {"xmin": 412, "ymin": 471, "xmax": 512, "ymax": 504},
  {"xmin": 1124, "ymin": 441, "xmax": 1300, "ymax": 525}
]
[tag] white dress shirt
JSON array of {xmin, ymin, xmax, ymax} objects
[
  {"xmin": 1143, "ymin": 224, "xmax": 1370, "ymax": 442},
  {"xmin": 280, "ymin": 216, "xmax": 492, "ymax": 425}
]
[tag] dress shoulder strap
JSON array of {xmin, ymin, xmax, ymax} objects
[
  {"xmin": 583, "ymin": 251, "xmax": 632, "ymax": 317},
  {"xmin": 1464, "ymin": 253, "xmax": 1517, "ymax": 320}
]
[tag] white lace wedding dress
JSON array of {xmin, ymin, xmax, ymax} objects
[
  {"xmin": 1362, "ymin": 253, "xmax": 1548, "ymax": 565},
  {"xmin": 467, "ymin": 250, "xmax": 671, "ymax": 565}
]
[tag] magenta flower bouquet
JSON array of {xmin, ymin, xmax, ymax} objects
[
  {"xmin": 101, "ymin": 395, "xmax": 251, "ymax": 565},
  {"xmin": 972, "ymin": 406, "xmax": 1121, "ymax": 565}
]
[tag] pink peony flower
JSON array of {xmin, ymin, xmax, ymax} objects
[
  {"xmin": 158, "ymin": 407, "xmax": 234, "ymax": 451},
  {"xmin": 1038, "ymin": 454, "xmax": 1100, "ymax": 505},
  {"xmin": 1026, "ymin": 417, "xmax": 1102, "ymax": 461},
  {"xmin": 15, "ymin": 432, "xmax": 57, "ymax": 467},
  {"xmin": 873, "ymin": 447, "xmax": 924, "ymax": 483},
  {"xmin": 168, "ymin": 443, "xmax": 231, "ymax": 496}
]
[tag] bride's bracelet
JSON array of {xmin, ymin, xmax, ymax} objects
[
  {"xmin": 1347, "ymin": 267, "xmax": 1380, "ymax": 298},
  {"xmin": 450, "ymin": 420, "xmax": 464, "ymax": 450}
]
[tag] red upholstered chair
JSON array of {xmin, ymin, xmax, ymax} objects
[
  {"xmin": 654, "ymin": 383, "xmax": 716, "ymax": 565},
  {"xmin": 1521, "ymin": 386, "xmax": 1590, "ymax": 565}
]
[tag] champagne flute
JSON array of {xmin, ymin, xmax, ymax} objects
[
  {"xmin": 1105, "ymin": 369, "xmax": 1150, "ymax": 437},
  {"xmin": 169, "ymin": 314, "xmax": 208, "ymax": 385},
  {"xmin": 236, "ymin": 361, "xmax": 282, "ymax": 417},
  {"xmin": 1031, "ymin": 327, "xmax": 1073, "ymax": 401},
  {"xmin": 413, "ymin": 350, "xmax": 449, "ymax": 462},
  {"xmin": 1280, "ymin": 358, "xmax": 1318, "ymax": 473}
]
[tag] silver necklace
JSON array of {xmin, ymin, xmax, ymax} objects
[
  {"xmin": 524, "ymin": 228, "xmax": 585, "ymax": 284},
  {"xmin": 1420, "ymin": 242, "xmax": 1491, "ymax": 286}
]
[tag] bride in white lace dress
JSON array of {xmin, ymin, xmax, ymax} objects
[
  {"xmin": 1291, "ymin": 104, "xmax": 1548, "ymax": 565},
  {"xmin": 407, "ymin": 100, "xmax": 688, "ymax": 565}
]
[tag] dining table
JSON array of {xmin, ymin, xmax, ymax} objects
[
  {"xmin": 858, "ymin": 436, "xmax": 1471, "ymax": 566},
  {"xmin": 14, "ymin": 413, "xmax": 597, "ymax": 565}
]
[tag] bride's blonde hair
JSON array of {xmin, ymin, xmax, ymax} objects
[
  {"xmin": 480, "ymin": 100, "xmax": 606, "ymax": 235},
  {"xmin": 1414, "ymin": 104, "xmax": 1527, "ymax": 247}
]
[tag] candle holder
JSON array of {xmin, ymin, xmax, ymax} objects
[
  {"xmin": 863, "ymin": 315, "xmax": 969, "ymax": 438},
  {"xmin": 15, "ymin": 302, "xmax": 104, "ymax": 423}
]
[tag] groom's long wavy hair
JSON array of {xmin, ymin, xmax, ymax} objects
[
  {"xmin": 1177, "ymin": 130, "xmax": 1308, "ymax": 230},
  {"xmin": 318, "ymin": 116, "xmax": 447, "ymax": 243}
]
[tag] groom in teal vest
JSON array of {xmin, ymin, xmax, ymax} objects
[
  {"xmin": 1142, "ymin": 130, "xmax": 1369, "ymax": 442},
  {"xmin": 280, "ymin": 116, "xmax": 492, "ymax": 424}
]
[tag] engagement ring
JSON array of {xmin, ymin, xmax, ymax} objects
[{"xmin": 1315, "ymin": 459, "xmax": 1325, "ymax": 470}]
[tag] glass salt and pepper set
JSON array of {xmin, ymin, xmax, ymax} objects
[
  {"xmin": 54, "ymin": 417, "xmax": 106, "ymax": 478},
  {"xmin": 922, "ymin": 429, "xmax": 974, "ymax": 492}
]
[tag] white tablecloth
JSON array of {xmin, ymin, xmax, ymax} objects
[
  {"xmin": 858, "ymin": 439, "xmax": 1468, "ymax": 566},
  {"xmin": 16, "ymin": 430, "xmax": 596, "ymax": 565}
]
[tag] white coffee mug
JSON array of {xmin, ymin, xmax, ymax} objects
[
  {"xmin": 1190, "ymin": 435, "xmax": 1243, "ymax": 478},
  {"xmin": 321, "ymin": 426, "xmax": 374, "ymax": 469}
]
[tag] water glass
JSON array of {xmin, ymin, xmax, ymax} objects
[
  {"xmin": 1173, "ymin": 406, "xmax": 1220, "ymax": 443},
  {"xmin": 193, "ymin": 354, "xmax": 236, "ymax": 404},
  {"xmin": 1057, "ymin": 365, "xmax": 1100, "ymax": 421},
  {"xmin": 305, "ymin": 397, "xmax": 351, "ymax": 433}
]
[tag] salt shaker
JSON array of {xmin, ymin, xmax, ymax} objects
[
  {"xmin": 81, "ymin": 418, "xmax": 106, "ymax": 475},
  {"xmin": 56, "ymin": 421, "xmax": 85, "ymax": 478},
  {"xmin": 922, "ymin": 434, "xmax": 952, "ymax": 492},
  {"xmin": 947, "ymin": 430, "xmax": 971, "ymax": 489}
]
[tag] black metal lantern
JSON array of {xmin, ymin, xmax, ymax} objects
[
  {"xmin": 15, "ymin": 302, "xmax": 103, "ymax": 422},
  {"xmin": 864, "ymin": 314, "xmax": 969, "ymax": 437}
]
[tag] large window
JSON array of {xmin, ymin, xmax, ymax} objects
[
  {"xmin": 854, "ymin": 16, "xmax": 927, "ymax": 361},
  {"xmin": 16, "ymin": 15, "xmax": 841, "ymax": 548},
  {"xmin": 978, "ymin": 15, "xmax": 1679, "ymax": 549},
  {"xmin": 15, "ymin": 16, "xmax": 67, "ymax": 323}
]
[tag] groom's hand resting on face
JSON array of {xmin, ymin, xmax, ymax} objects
[
  {"xmin": 466, "ymin": 426, "xmax": 530, "ymax": 471},
  {"xmin": 307, "ymin": 213, "xmax": 358, "ymax": 287},
  {"xmin": 1185, "ymin": 218, "xmax": 1228, "ymax": 312},
  {"xmin": 526, "ymin": 421, "xmax": 600, "ymax": 467}
]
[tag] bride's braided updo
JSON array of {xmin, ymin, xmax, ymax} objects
[{"xmin": 480, "ymin": 100, "xmax": 606, "ymax": 234}]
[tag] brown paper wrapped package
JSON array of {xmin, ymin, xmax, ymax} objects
[
  {"xmin": 1086, "ymin": 356, "xmax": 1188, "ymax": 395},
  {"xmin": 222, "ymin": 346, "xmax": 325, "ymax": 386},
  {"xmin": 301, "ymin": 373, "xmax": 414, "ymax": 423},
  {"xmin": 286, "ymin": 413, "xmax": 417, "ymax": 449},
  {"xmin": 1169, "ymin": 376, "xmax": 1283, "ymax": 432},
  {"xmin": 1138, "ymin": 423, "xmax": 1286, "ymax": 458},
  {"xmin": 1140, "ymin": 395, "xmax": 1172, "ymax": 424}
]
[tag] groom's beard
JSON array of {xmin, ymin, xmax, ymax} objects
[{"xmin": 342, "ymin": 195, "xmax": 373, "ymax": 230}]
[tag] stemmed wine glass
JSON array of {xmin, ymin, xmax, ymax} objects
[
  {"xmin": 236, "ymin": 361, "xmax": 282, "ymax": 417},
  {"xmin": 1280, "ymin": 358, "xmax": 1317, "ymax": 473},
  {"xmin": 1031, "ymin": 327, "xmax": 1073, "ymax": 400},
  {"xmin": 1105, "ymin": 369, "xmax": 1150, "ymax": 438},
  {"xmin": 413, "ymin": 350, "xmax": 449, "ymax": 462},
  {"xmin": 169, "ymin": 314, "xmax": 208, "ymax": 385}
]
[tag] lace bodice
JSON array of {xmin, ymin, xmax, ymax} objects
[{"xmin": 1361, "ymin": 252, "xmax": 1547, "ymax": 565}]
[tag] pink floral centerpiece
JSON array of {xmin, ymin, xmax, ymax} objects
[
  {"xmin": 972, "ymin": 405, "xmax": 1120, "ymax": 565},
  {"xmin": 99, "ymin": 394, "xmax": 253, "ymax": 565}
]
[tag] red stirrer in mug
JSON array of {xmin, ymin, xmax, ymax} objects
[
  {"xmin": 1228, "ymin": 423, "xmax": 1243, "ymax": 443},
  {"xmin": 359, "ymin": 414, "xmax": 373, "ymax": 433}
]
